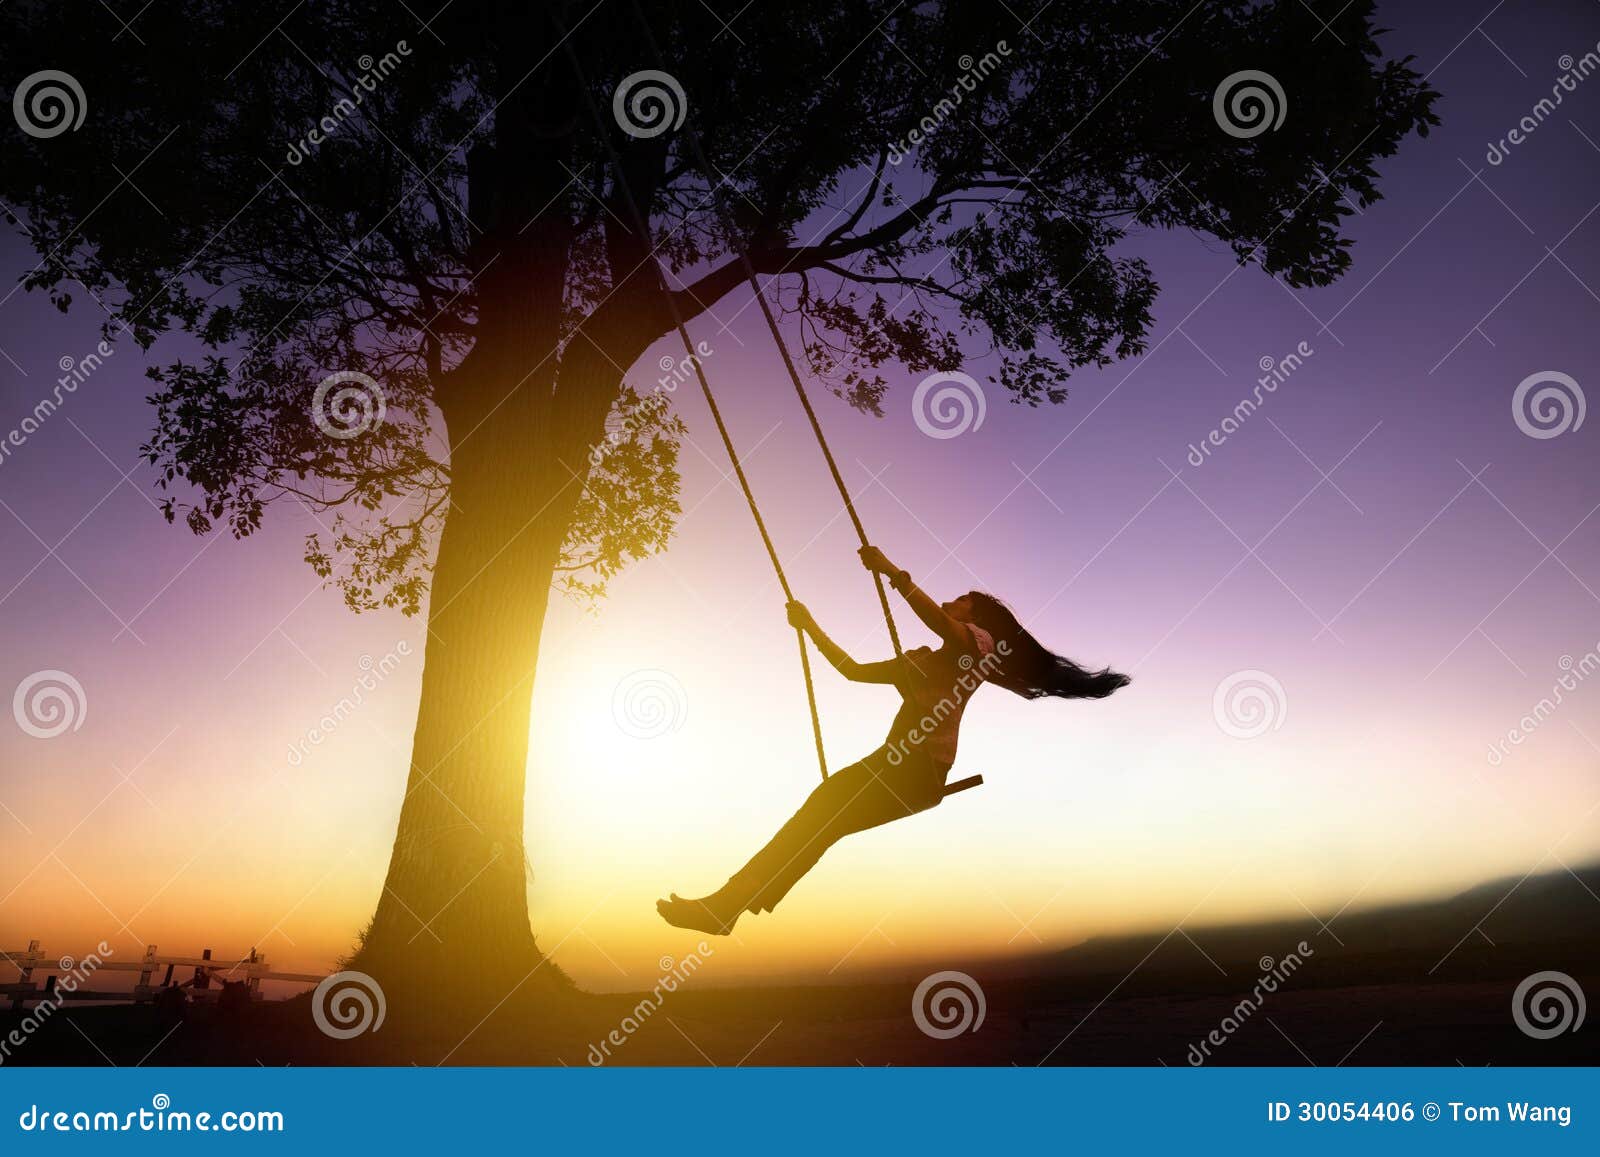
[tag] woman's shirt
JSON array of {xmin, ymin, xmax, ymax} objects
[{"xmin": 883, "ymin": 622, "xmax": 997, "ymax": 769}]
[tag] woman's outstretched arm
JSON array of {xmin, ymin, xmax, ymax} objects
[
  {"xmin": 857, "ymin": 546, "xmax": 966, "ymax": 646},
  {"xmin": 786, "ymin": 602, "xmax": 900, "ymax": 683}
]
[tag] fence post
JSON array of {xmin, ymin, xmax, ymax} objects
[
  {"xmin": 10, "ymin": 939, "xmax": 40, "ymax": 1010},
  {"xmin": 135, "ymin": 945, "xmax": 157, "ymax": 1002}
]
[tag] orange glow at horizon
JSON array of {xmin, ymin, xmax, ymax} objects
[{"xmin": 6, "ymin": 469, "xmax": 1597, "ymax": 996}]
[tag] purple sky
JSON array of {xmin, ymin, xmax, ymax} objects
[{"xmin": 2, "ymin": 0, "xmax": 1599, "ymax": 987}]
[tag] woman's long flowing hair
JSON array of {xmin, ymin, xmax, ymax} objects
[{"xmin": 965, "ymin": 592, "xmax": 1130, "ymax": 701}]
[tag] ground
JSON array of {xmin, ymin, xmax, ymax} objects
[
  {"xmin": 9, "ymin": 869, "xmax": 1597, "ymax": 1067},
  {"xmin": 8, "ymin": 959, "xmax": 1596, "ymax": 1067}
]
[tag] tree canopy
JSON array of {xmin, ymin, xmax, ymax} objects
[{"xmin": 1, "ymin": 0, "xmax": 1437, "ymax": 610}]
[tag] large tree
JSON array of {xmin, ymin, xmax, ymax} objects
[{"xmin": 0, "ymin": 0, "xmax": 1435, "ymax": 989}]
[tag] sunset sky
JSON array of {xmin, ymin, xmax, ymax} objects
[{"xmin": 3, "ymin": 0, "xmax": 1599, "ymax": 993}]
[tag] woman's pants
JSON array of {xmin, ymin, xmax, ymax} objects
[{"xmin": 722, "ymin": 746, "xmax": 948, "ymax": 914}]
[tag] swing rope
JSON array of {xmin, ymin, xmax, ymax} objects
[
  {"xmin": 624, "ymin": 0, "xmax": 905, "ymax": 662},
  {"xmin": 558, "ymin": 7, "xmax": 915, "ymax": 783},
  {"xmin": 559, "ymin": 37, "xmax": 830, "ymax": 782}
]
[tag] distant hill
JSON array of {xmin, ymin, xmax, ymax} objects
[
  {"xmin": 987, "ymin": 863, "xmax": 1600, "ymax": 996},
  {"xmin": 12, "ymin": 864, "xmax": 1598, "ymax": 1066}
]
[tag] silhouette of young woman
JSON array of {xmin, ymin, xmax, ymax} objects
[{"xmin": 657, "ymin": 545, "xmax": 1130, "ymax": 934}]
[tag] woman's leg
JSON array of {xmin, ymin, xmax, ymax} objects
[
  {"xmin": 659, "ymin": 748, "xmax": 944, "ymax": 933},
  {"xmin": 728, "ymin": 750, "xmax": 930, "ymax": 913}
]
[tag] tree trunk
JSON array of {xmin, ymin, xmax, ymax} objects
[
  {"xmin": 350, "ymin": 22, "xmax": 649, "ymax": 998},
  {"xmin": 355, "ymin": 393, "xmax": 583, "ymax": 1000}
]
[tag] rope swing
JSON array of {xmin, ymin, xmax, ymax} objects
[{"xmin": 560, "ymin": 16, "xmax": 903, "ymax": 784}]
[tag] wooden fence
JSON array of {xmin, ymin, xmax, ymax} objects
[{"xmin": 1, "ymin": 940, "xmax": 326, "ymax": 1009}]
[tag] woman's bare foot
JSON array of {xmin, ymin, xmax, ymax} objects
[{"xmin": 655, "ymin": 891, "xmax": 740, "ymax": 935}]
